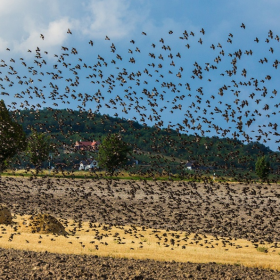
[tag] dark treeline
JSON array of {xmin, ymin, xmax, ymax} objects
[{"xmin": 9, "ymin": 108, "xmax": 280, "ymax": 174}]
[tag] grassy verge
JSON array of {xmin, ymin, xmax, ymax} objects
[{"xmin": 1, "ymin": 169, "xmax": 279, "ymax": 183}]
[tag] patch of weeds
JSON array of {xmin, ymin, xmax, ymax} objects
[
  {"xmin": 257, "ymin": 247, "xmax": 268, "ymax": 253},
  {"xmin": 234, "ymin": 261, "xmax": 241, "ymax": 266}
]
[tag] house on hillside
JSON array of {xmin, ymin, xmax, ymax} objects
[
  {"xmin": 79, "ymin": 159, "xmax": 99, "ymax": 170},
  {"xmin": 74, "ymin": 140, "xmax": 100, "ymax": 151},
  {"xmin": 185, "ymin": 160, "xmax": 201, "ymax": 170}
]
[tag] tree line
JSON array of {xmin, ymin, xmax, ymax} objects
[{"xmin": 2, "ymin": 103, "xmax": 279, "ymax": 178}]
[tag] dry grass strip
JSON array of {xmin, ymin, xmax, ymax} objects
[{"xmin": 0, "ymin": 214, "xmax": 279, "ymax": 270}]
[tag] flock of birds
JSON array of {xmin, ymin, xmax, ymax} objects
[
  {"xmin": 0, "ymin": 23, "xmax": 279, "ymax": 176},
  {"xmin": 1, "ymin": 176, "xmax": 280, "ymax": 250},
  {"xmin": 1, "ymin": 23, "xmax": 280, "ymax": 279}
]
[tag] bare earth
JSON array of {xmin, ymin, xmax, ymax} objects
[{"xmin": 0, "ymin": 176, "xmax": 280, "ymax": 279}]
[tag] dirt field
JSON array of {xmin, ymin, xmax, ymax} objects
[
  {"xmin": 0, "ymin": 176, "xmax": 280, "ymax": 279},
  {"xmin": 1, "ymin": 248, "xmax": 280, "ymax": 280}
]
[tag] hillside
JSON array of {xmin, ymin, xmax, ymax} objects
[{"xmin": 9, "ymin": 108, "xmax": 280, "ymax": 176}]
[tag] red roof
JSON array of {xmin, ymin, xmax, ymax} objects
[{"xmin": 74, "ymin": 141, "xmax": 99, "ymax": 150}]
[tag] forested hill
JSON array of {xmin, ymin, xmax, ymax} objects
[{"xmin": 11, "ymin": 108, "xmax": 279, "ymax": 170}]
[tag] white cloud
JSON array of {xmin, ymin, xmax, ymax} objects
[
  {"xmin": 0, "ymin": 0, "xmax": 150, "ymax": 54},
  {"xmin": 79, "ymin": 0, "xmax": 148, "ymax": 39},
  {"xmin": 14, "ymin": 17, "xmax": 73, "ymax": 54},
  {"xmin": 0, "ymin": 0, "xmax": 280, "ymax": 55},
  {"xmin": 0, "ymin": 1, "xmax": 70, "ymax": 53}
]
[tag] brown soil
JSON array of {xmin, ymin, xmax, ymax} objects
[
  {"xmin": 0, "ymin": 248, "xmax": 280, "ymax": 280},
  {"xmin": 0, "ymin": 176, "xmax": 280, "ymax": 279}
]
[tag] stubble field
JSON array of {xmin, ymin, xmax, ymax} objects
[{"xmin": 0, "ymin": 176, "xmax": 280, "ymax": 279}]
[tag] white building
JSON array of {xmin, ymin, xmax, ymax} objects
[{"xmin": 79, "ymin": 159, "xmax": 99, "ymax": 170}]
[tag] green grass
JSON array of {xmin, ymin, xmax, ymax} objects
[
  {"xmin": 257, "ymin": 247, "xmax": 268, "ymax": 253},
  {"xmin": 1, "ymin": 168, "xmax": 279, "ymax": 183}
]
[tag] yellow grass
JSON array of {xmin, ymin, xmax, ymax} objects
[
  {"xmin": 4, "ymin": 169, "xmax": 279, "ymax": 184},
  {"xmin": 2, "ymin": 169, "xmax": 133, "ymax": 178},
  {"xmin": 0, "ymin": 214, "xmax": 279, "ymax": 270}
]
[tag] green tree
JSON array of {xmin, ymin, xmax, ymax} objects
[
  {"xmin": 0, "ymin": 100, "xmax": 27, "ymax": 171},
  {"xmin": 255, "ymin": 156, "xmax": 270, "ymax": 180},
  {"xmin": 26, "ymin": 129, "xmax": 52, "ymax": 171},
  {"xmin": 98, "ymin": 134, "xmax": 131, "ymax": 176}
]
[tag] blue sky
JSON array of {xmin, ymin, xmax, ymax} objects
[{"xmin": 0, "ymin": 0, "xmax": 280, "ymax": 151}]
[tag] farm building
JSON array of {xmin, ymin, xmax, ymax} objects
[
  {"xmin": 79, "ymin": 159, "xmax": 99, "ymax": 170},
  {"xmin": 74, "ymin": 140, "xmax": 100, "ymax": 151},
  {"xmin": 185, "ymin": 160, "xmax": 201, "ymax": 170}
]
